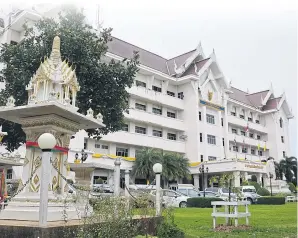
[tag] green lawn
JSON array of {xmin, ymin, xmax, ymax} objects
[{"xmin": 173, "ymin": 203, "xmax": 297, "ymax": 238}]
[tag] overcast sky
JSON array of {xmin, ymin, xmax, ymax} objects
[{"xmin": 1, "ymin": 0, "xmax": 297, "ymax": 155}]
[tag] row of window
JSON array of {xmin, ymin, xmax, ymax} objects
[
  {"xmin": 232, "ymin": 146, "xmax": 263, "ymax": 156},
  {"xmin": 135, "ymin": 102, "xmax": 177, "ymax": 119},
  {"xmin": 198, "ymin": 112, "xmax": 224, "ymax": 127},
  {"xmin": 135, "ymin": 80, "xmax": 184, "ymax": 99},
  {"xmin": 231, "ymin": 128, "xmax": 262, "ymax": 140},
  {"xmin": 122, "ymin": 124, "xmax": 177, "ymax": 140},
  {"xmin": 230, "ymin": 107, "xmax": 261, "ymax": 124},
  {"xmin": 199, "ymin": 133, "xmax": 217, "ymax": 145},
  {"xmin": 95, "ymin": 144, "xmax": 109, "ymax": 149}
]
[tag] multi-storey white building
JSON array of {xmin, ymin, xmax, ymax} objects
[{"xmin": 0, "ymin": 6, "xmax": 293, "ymax": 190}]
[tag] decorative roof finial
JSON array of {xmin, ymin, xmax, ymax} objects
[{"xmin": 50, "ymin": 36, "xmax": 61, "ymax": 66}]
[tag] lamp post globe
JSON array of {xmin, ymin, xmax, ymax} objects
[
  {"xmin": 153, "ymin": 163, "xmax": 162, "ymax": 174},
  {"xmin": 38, "ymin": 133, "xmax": 56, "ymax": 150}
]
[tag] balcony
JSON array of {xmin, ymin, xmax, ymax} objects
[
  {"xmin": 101, "ymin": 131, "xmax": 185, "ymax": 153},
  {"xmin": 228, "ymin": 115, "xmax": 267, "ymax": 133},
  {"xmin": 228, "ymin": 133, "xmax": 270, "ymax": 150},
  {"xmin": 127, "ymin": 86, "xmax": 184, "ymax": 110},
  {"xmin": 125, "ymin": 109, "xmax": 185, "ymax": 131}
]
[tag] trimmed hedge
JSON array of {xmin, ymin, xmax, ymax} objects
[
  {"xmin": 187, "ymin": 197, "xmax": 224, "ymax": 208},
  {"xmin": 256, "ymin": 196, "xmax": 285, "ymax": 205},
  {"xmin": 257, "ymin": 187, "xmax": 270, "ymax": 196}
]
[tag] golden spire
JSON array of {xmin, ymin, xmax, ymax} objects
[{"xmin": 50, "ymin": 36, "xmax": 61, "ymax": 67}]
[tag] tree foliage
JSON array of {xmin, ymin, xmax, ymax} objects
[
  {"xmin": 0, "ymin": 6, "xmax": 139, "ymax": 151},
  {"xmin": 279, "ymin": 156, "xmax": 297, "ymax": 185},
  {"xmin": 132, "ymin": 147, "xmax": 189, "ymax": 185}
]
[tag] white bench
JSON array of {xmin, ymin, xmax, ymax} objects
[{"xmin": 211, "ymin": 201, "xmax": 250, "ymax": 229}]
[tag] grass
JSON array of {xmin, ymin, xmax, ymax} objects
[{"xmin": 173, "ymin": 203, "xmax": 297, "ymax": 238}]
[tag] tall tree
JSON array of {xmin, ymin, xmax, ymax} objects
[
  {"xmin": 132, "ymin": 147, "xmax": 190, "ymax": 186},
  {"xmin": 0, "ymin": 6, "xmax": 139, "ymax": 151},
  {"xmin": 132, "ymin": 147, "xmax": 161, "ymax": 184},
  {"xmin": 279, "ymin": 156, "xmax": 297, "ymax": 185}
]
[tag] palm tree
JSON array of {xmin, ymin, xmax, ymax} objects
[
  {"xmin": 132, "ymin": 147, "xmax": 162, "ymax": 184},
  {"xmin": 279, "ymin": 156, "xmax": 297, "ymax": 184},
  {"xmin": 274, "ymin": 161, "xmax": 283, "ymax": 180},
  {"xmin": 161, "ymin": 152, "xmax": 190, "ymax": 188}
]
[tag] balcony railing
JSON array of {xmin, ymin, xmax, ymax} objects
[
  {"xmin": 228, "ymin": 115, "xmax": 267, "ymax": 133},
  {"xmin": 127, "ymin": 86, "xmax": 184, "ymax": 110}
]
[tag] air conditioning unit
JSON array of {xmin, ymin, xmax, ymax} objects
[{"xmin": 179, "ymin": 134, "xmax": 187, "ymax": 140}]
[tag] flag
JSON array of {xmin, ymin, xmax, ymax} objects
[
  {"xmin": 244, "ymin": 123, "xmax": 249, "ymax": 132},
  {"xmin": 234, "ymin": 138, "xmax": 236, "ymax": 144},
  {"xmin": 264, "ymin": 142, "xmax": 266, "ymax": 151},
  {"xmin": 257, "ymin": 142, "xmax": 260, "ymax": 151}
]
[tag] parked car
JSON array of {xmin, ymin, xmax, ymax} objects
[
  {"xmin": 150, "ymin": 189, "xmax": 189, "ymax": 208},
  {"xmin": 205, "ymin": 187, "xmax": 237, "ymax": 200},
  {"xmin": 93, "ymin": 184, "xmax": 114, "ymax": 193},
  {"xmin": 176, "ymin": 188, "xmax": 200, "ymax": 197},
  {"xmin": 238, "ymin": 186, "xmax": 260, "ymax": 204}
]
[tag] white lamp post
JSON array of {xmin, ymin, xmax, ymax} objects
[
  {"xmin": 153, "ymin": 163, "xmax": 162, "ymax": 216},
  {"xmin": 114, "ymin": 158, "xmax": 121, "ymax": 197},
  {"xmin": 38, "ymin": 133, "xmax": 56, "ymax": 227}
]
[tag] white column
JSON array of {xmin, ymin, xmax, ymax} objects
[
  {"xmin": 204, "ymin": 173, "xmax": 208, "ymax": 189},
  {"xmin": 39, "ymin": 150, "xmax": 52, "ymax": 227},
  {"xmin": 223, "ymin": 97, "xmax": 229, "ymax": 159},
  {"xmin": 193, "ymin": 174, "xmax": 200, "ymax": 190},
  {"xmin": 155, "ymin": 172, "xmax": 161, "ymax": 216},
  {"xmin": 114, "ymin": 158, "xmax": 121, "ymax": 197},
  {"xmin": 233, "ymin": 171, "xmax": 241, "ymax": 187},
  {"xmin": 256, "ymin": 173, "xmax": 262, "ymax": 184},
  {"xmin": 125, "ymin": 170, "xmax": 130, "ymax": 197}
]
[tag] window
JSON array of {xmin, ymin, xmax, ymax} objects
[
  {"xmin": 280, "ymin": 118, "xmax": 283, "ymax": 128},
  {"xmin": 167, "ymin": 133, "xmax": 176, "ymax": 140},
  {"xmin": 281, "ymin": 136, "xmax": 284, "ymax": 143},
  {"xmin": 207, "ymin": 135, "xmax": 216, "ymax": 145},
  {"xmin": 116, "ymin": 147, "xmax": 128, "ymax": 157},
  {"xmin": 153, "ymin": 129, "xmax": 162, "ymax": 137},
  {"xmin": 122, "ymin": 124, "xmax": 129, "ymax": 131},
  {"xmin": 95, "ymin": 144, "xmax": 101, "ymax": 148},
  {"xmin": 208, "ymin": 156, "xmax": 217, "ymax": 161},
  {"xmin": 135, "ymin": 103, "xmax": 146, "ymax": 111},
  {"xmin": 241, "ymin": 131, "xmax": 246, "ymax": 136},
  {"xmin": 251, "ymin": 148, "xmax": 255, "ymax": 155},
  {"xmin": 222, "ymin": 138, "xmax": 225, "ymax": 146},
  {"xmin": 152, "ymin": 107, "xmax": 162, "ymax": 115},
  {"xmin": 6, "ymin": 169, "xmax": 12, "ymax": 180},
  {"xmin": 248, "ymin": 112, "xmax": 253, "ymax": 122},
  {"xmin": 255, "ymin": 115, "xmax": 260, "ymax": 124},
  {"xmin": 249, "ymin": 133, "xmax": 254, "ymax": 138},
  {"xmin": 102, "ymin": 145, "xmax": 109, "ymax": 150},
  {"xmin": 232, "ymin": 129, "xmax": 237, "ymax": 134},
  {"xmin": 152, "ymin": 85, "xmax": 162, "ymax": 92},
  {"xmin": 200, "ymin": 155, "xmax": 203, "ymax": 162},
  {"xmin": 167, "ymin": 111, "xmax": 176, "ymax": 118},
  {"xmin": 10, "ymin": 41, "xmax": 18, "ymax": 45},
  {"xmin": 258, "ymin": 150, "xmax": 263, "ymax": 156},
  {"xmin": 136, "ymin": 80, "xmax": 146, "ymax": 88},
  {"xmin": 239, "ymin": 109, "xmax": 245, "ymax": 119},
  {"xmin": 221, "ymin": 118, "xmax": 224, "ymax": 127},
  {"xmin": 84, "ymin": 139, "xmax": 87, "ymax": 149},
  {"xmin": 200, "ymin": 133, "xmax": 203, "ymax": 142},
  {"xmin": 242, "ymin": 147, "xmax": 247, "ymax": 153},
  {"xmin": 206, "ymin": 114, "xmax": 215, "ymax": 124},
  {"xmin": 135, "ymin": 126, "xmax": 146, "ymax": 134},
  {"xmin": 93, "ymin": 176, "xmax": 107, "ymax": 185},
  {"xmin": 167, "ymin": 91, "xmax": 175, "ymax": 97},
  {"xmin": 255, "ymin": 120, "xmax": 260, "ymax": 124},
  {"xmin": 257, "ymin": 135, "xmax": 261, "ymax": 140},
  {"xmin": 199, "ymin": 111, "xmax": 202, "ymax": 121},
  {"xmin": 233, "ymin": 146, "xmax": 238, "ymax": 152},
  {"xmin": 283, "ymin": 151, "xmax": 286, "ymax": 157},
  {"xmin": 231, "ymin": 106, "xmax": 236, "ymax": 116},
  {"xmin": 178, "ymin": 92, "xmax": 184, "ymax": 99}
]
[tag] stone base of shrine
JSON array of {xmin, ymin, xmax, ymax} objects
[
  {"xmin": 0, "ymin": 193, "xmax": 80, "ymax": 222},
  {"xmin": 0, "ymin": 216, "xmax": 162, "ymax": 238}
]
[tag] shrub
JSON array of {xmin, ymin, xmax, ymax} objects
[
  {"xmin": 288, "ymin": 183, "xmax": 296, "ymax": 193},
  {"xmin": 157, "ymin": 222, "xmax": 185, "ymax": 238},
  {"xmin": 257, "ymin": 196, "xmax": 285, "ymax": 205},
  {"xmin": 249, "ymin": 181, "xmax": 261, "ymax": 191},
  {"xmin": 187, "ymin": 197, "xmax": 223, "ymax": 208},
  {"xmin": 257, "ymin": 187, "xmax": 270, "ymax": 196},
  {"xmin": 251, "ymin": 175, "xmax": 258, "ymax": 182}
]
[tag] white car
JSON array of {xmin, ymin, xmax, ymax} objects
[{"xmin": 151, "ymin": 189, "xmax": 189, "ymax": 208}]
